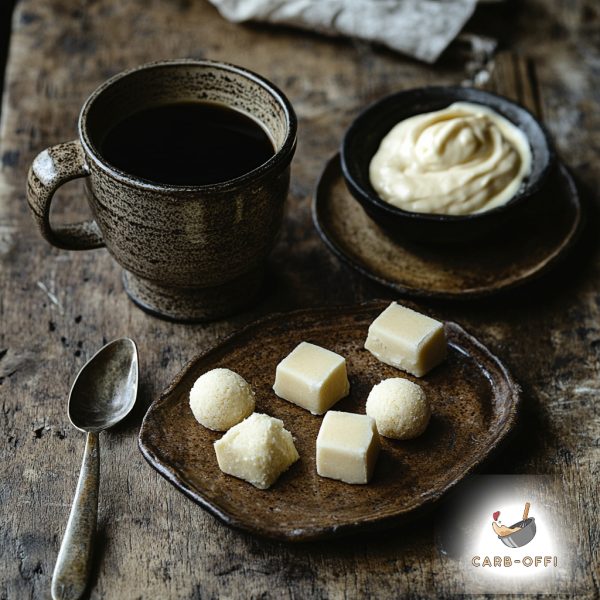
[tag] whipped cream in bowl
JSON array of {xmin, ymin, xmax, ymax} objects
[
  {"xmin": 369, "ymin": 102, "xmax": 532, "ymax": 216},
  {"xmin": 341, "ymin": 87, "xmax": 554, "ymax": 243}
]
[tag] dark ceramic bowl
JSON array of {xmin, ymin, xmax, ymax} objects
[{"xmin": 341, "ymin": 86, "xmax": 555, "ymax": 243}]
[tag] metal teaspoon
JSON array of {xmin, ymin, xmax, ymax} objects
[{"xmin": 51, "ymin": 338, "xmax": 138, "ymax": 600}]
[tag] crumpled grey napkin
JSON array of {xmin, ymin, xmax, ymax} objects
[{"xmin": 208, "ymin": 0, "xmax": 477, "ymax": 63}]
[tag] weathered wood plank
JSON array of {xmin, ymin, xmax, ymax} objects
[{"xmin": 1, "ymin": 0, "xmax": 599, "ymax": 598}]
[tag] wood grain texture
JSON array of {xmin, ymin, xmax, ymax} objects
[{"xmin": 0, "ymin": 0, "xmax": 599, "ymax": 598}]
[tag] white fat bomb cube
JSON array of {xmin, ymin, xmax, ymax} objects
[
  {"xmin": 273, "ymin": 342, "xmax": 350, "ymax": 415},
  {"xmin": 214, "ymin": 413, "xmax": 299, "ymax": 490},
  {"xmin": 364, "ymin": 302, "xmax": 447, "ymax": 377},
  {"xmin": 316, "ymin": 411, "xmax": 380, "ymax": 484}
]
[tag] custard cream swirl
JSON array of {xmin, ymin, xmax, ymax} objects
[{"xmin": 369, "ymin": 102, "xmax": 532, "ymax": 216}]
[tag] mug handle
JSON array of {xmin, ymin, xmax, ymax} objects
[{"xmin": 27, "ymin": 140, "xmax": 105, "ymax": 250}]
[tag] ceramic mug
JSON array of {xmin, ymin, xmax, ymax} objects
[{"xmin": 26, "ymin": 59, "xmax": 297, "ymax": 321}]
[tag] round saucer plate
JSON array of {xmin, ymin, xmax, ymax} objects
[{"xmin": 313, "ymin": 154, "xmax": 583, "ymax": 299}]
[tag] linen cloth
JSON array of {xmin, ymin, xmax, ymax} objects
[{"xmin": 208, "ymin": 0, "xmax": 477, "ymax": 63}]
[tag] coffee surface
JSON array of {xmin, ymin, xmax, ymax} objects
[{"xmin": 100, "ymin": 102, "xmax": 275, "ymax": 185}]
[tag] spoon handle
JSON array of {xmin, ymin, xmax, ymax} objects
[{"xmin": 52, "ymin": 432, "xmax": 99, "ymax": 600}]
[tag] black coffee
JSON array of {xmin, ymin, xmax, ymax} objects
[{"xmin": 100, "ymin": 102, "xmax": 275, "ymax": 185}]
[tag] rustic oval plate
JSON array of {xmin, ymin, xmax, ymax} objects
[
  {"xmin": 313, "ymin": 155, "xmax": 583, "ymax": 299},
  {"xmin": 139, "ymin": 301, "xmax": 520, "ymax": 542}
]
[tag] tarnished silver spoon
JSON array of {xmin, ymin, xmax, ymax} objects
[{"xmin": 51, "ymin": 338, "xmax": 138, "ymax": 600}]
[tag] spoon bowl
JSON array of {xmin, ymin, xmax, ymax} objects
[{"xmin": 69, "ymin": 338, "xmax": 138, "ymax": 432}]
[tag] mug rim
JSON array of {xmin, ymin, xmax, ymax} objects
[{"xmin": 78, "ymin": 58, "xmax": 297, "ymax": 192}]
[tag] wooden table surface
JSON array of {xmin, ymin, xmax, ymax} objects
[{"xmin": 1, "ymin": 0, "xmax": 598, "ymax": 598}]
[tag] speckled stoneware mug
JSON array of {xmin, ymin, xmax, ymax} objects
[{"xmin": 26, "ymin": 59, "xmax": 297, "ymax": 321}]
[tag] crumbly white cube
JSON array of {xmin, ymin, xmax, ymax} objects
[
  {"xmin": 273, "ymin": 342, "xmax": 350, "ymax": 415},
  {"xmin": 364, "ymin": 302, "xmax": 446, "ymax": 377},
  {"xmin": 366, "ymin": 378, "xmax": 431, "ymax": 439},
  {"xmin": 316, "ymin": 411, "xmax": 380, "ymax": 484},
  {"xmin": 189, "ymin": 368, "xmax": 255, "ymax": 431},
  {"xmin": 214, "ymin": 413, "xmax": 299, "ymax": 489}
]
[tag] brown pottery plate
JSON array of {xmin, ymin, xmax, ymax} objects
[
  {"xmin": 313, "ymin": 155, "xmax": 583, "ymax": 299},
  {"xmin": 139, "ymin": 301, "xmax": 520, "ymax": 541}
]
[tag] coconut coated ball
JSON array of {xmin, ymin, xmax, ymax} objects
[
  {"xmin": 189, "ymin": 368, "xmax": 255, "ymax": 431},
  {"xmin": 366, "ymin": 378, "xmax": 430, "ymax": 439}
]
